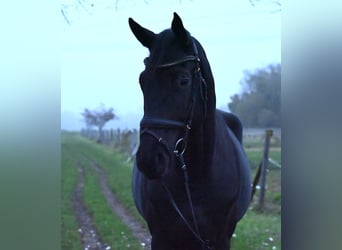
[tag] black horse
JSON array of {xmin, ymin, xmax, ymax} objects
[{"xmin": 129, "ymin": 13, "xmax": 251, "ymax": 250}]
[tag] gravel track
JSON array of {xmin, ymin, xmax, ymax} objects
[
  {"xmin": 71, "ymin": 165, "xmax": 110, "ymax": 250},
  {"xmin": 87, "ymin": 159, "xmax": 151, "ymax": 249}
]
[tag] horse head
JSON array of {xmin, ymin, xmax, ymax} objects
[{"xmin": 129, "ymin": 13, "xmax": 216, "ymax": 179}]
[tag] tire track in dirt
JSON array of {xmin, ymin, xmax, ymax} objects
[
  {"xmin": 86, "ymin": 158, "xmax": 152, "ymax": 249},
  {"xmin": 72, "ymin": 164, "xmax": 110, "ymax": 250}
]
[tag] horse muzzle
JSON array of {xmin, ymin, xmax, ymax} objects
[{"xmin": 136, "ymin": 133, "xmax": 171, "ymax": 179}]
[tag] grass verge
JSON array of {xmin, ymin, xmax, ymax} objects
[
  {"xmin": 81, "ymin": 161, "xmax": 143, "ymax": 249},
  {"xmin": 61, "ymin": 141, "xmax": 83, "ymax": 250},
  {"xmin": 65, "ymin": 133, "xmax": 147, "ymax": 227},
  {"xmin": 62, "ymin": 132, "xmax": 281, "ymax": 249},
  {"xmin": 231, "ymin": 209, "xmax": 281, "ymax": 250},
  {"xmin": 62, "ymin": 132, "xmax": 145, "ymax": 249}
]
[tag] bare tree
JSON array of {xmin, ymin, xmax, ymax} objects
[
  {"xmin": 248, "ymin": 0, "xmax": 281, "ymax": 13},
  {"xmin": 81, "ymin": 104, "xmax": 117, "ymax": 143},
  {"xmin": 61, "ymin": 0, "xmax": 281, "ymax": 25}
]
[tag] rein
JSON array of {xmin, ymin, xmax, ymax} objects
[
  {"xmin": 139, "ymin": 39, "xmax": 214, "ymax": 250},
  {"xmin": 163, "ymin": 145, "xmax": 214, "ymax": 250}
]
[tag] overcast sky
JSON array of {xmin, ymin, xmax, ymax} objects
[{"xmin": 61, "ymin": 0, "xmax": 280, "ymax": 130}]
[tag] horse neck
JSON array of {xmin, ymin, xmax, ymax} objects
[
  {"xmin": 186, "ymin": 109, "xmax": 216, "ymax": 178},
  {"xmin": 185, "ymin": 40, "xmax": 216, "ymax": 177}
]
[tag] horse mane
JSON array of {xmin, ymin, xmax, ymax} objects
[
  {"xmin": 189, "ymin": 37, "xmax": 217, "ymax": 167},
  {"xmin": 192, "ymin": 37, "xmax": 216, "ymax": 118}
]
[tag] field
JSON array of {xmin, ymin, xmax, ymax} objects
[{"xmin": 62, "ymin": 130, "xmax": 281, "ymax": 249}]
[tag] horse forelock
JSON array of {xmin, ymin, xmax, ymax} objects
[
  {"xmin": 146, "ymin": 31, "xmax": 216, "ymax": 112},
  {"xmin": 147, "ymin": 29, "xmax": 192, "ymax": 66}
]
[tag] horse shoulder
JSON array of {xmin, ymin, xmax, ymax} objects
[
  {"xmin": 215, "ymin": 110, "xmax": 251, "ymax": 221},
  {"xmin": 216, "ymin": 109, "xmax": 243, "ymax": 144}
]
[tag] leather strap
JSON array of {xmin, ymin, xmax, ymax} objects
[{"xmin": 156, "ymin": 55, "xmax": 200, "ymax": 69}]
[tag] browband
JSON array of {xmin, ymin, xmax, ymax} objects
[{"xmin": 156, "ymin": 56, "xmax": 200, "ymax": 69}]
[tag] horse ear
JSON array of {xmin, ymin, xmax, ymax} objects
[
  {"xmin": 171, "ymin": 12, "xmax": 190, "ymax": 46},
  {"xmin": 129, "ymin": 18, "xmax": 156, "ymax": 49}
]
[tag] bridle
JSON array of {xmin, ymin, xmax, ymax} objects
[
  {"xmin": 139, "ymin": 39, "xmax": 214, "ymax": 250},
  {"xmin": 140, "ymin": 39, "xmax": 208, "ymax": 159}
]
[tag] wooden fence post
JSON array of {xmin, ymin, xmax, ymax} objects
[{"xmin": 258, "ymin": 129, "xmax": 273, "ymax": 209}]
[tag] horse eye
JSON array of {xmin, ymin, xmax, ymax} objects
[{"xmin": 179, "ymin": 77, "xmax": 191, "ymax": 87}]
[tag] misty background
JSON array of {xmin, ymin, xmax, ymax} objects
[{"xmin": 61, "ymin": 0, "xmax": 280, "ymax": 131}]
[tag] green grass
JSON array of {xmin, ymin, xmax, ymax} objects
[
  {"xmin": 61, "ymin": 141, "xmax": 83, "ymax": 250},
  {"xmin": 61, "ymin": 132, "xmax": 145, "ymax": 249},
  {"xmin": 247, "ymin": 148, "xmax": 281, "ymax": 214},
  {"xmin": 64, "ymin": 133, "xmax": 146, "ymax": 227},
  {"xmin": 231, "ymin": 142, "xmax": 281, "ymax": 249},
  {"xmin": 231, "ymin": 209, "xmax": 281, "ymax": 250},
  {"xmin": 82, "ymin": 163, "xmax": 143, "ymax": 249},
  {"xmin": 246, "ymin": 150, "xmax": 281, "ymax": 169},
  {"xmin": 62, "ymin": 132, "xmax": 281, "ymax": 249},
  {"xmin": 243, "ymin": 133, "xmax": 281, "ymax": 149}
]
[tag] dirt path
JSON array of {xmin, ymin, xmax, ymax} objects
[
  {"xmin": 71, "ymin": 165, "xmax": 110, "ymax": 250},
  {"xmin": 87, "ymin": 159, "xmax": 152, "ymax": 249}
]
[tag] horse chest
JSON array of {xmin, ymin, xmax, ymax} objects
[{"xmin": 193, "ymin": 178, "xmax": 237, "ymax": 210}]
